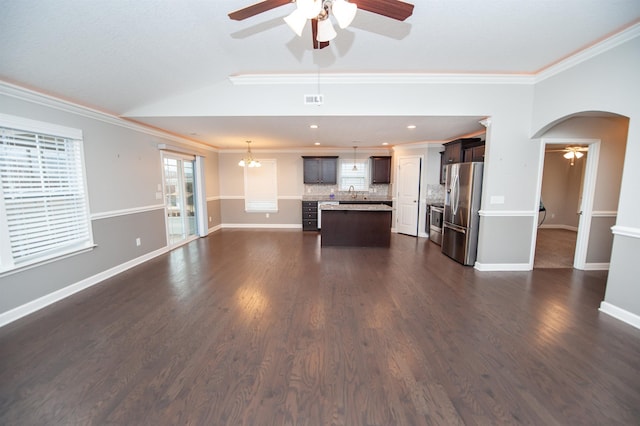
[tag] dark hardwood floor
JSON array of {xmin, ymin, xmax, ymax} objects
[
  {"xmin": 534, "ymin": 228, "xmax": 578, "ymax": 269},
  {"xmin": 1, "ymin": 230, "xmax": 639, "ymax": 425}
]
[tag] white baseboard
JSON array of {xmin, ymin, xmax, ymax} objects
[
  {"xmin": 221, "ymin": 223, "xmax": 302, "ymax": 229},
  {"xmin": 208, "ymin": 224, "xmax": 222, "ymax": 234},
  {"xmin": 0, "ymin": 246, "xmax": 169, "ymax": 328},
  {"xmin": 474, "ymin": 262, "xmax": 532, "ymax": 271},
  {"xmin": 599, "ymin": 301, "xmax": 640, "ymax": 330},
  {"xmin": 583, "ymin": 262, "xmax": 610, "ymax": 271}
]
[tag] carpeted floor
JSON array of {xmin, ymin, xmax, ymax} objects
[{"xmin": 534, "ymin": 228, "xmax": 577, "ymax": 268}]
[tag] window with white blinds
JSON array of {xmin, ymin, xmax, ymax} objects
[
  {"xmin": 339, "ymin": 159, "xmax": 369, "ymax": 191},
  {"xmin": 0, "ymin": 115, "xmax": 93, "ymax": 273},
  {"xmin": 244, "ymin": 159, "xmax": 278, "ymax": 212}
]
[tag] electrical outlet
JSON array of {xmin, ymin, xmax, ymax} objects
[
  {"xmin": 209, "ymin": 216, "xmax": 212, "ymax": 222},
  {"xmin": 136, "ymin": 237, "xmax": 141, "ymax": 246},
  {"xmin": 266, "ymin": 213, "xmax": 270, "ymax": 218}
]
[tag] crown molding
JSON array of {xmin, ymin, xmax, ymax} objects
[
  {"xmin": 221, "ymin": 146, "xmax": 393, "ymax": 154},
  {"xmin": 535, "ymin": 21, "xmax": 640, "ymax": 83},
  {"xmin": 230, "ymin": 23, "xmax": 640, "ymax": 87},
  {"xmin": 229, "ymin": 73, "xmax": 536, "ymax": 86},
  {"xmin": 0, "ymin": 81, "xmax": 217, "ymax": 152}
]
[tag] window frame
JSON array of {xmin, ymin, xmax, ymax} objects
[
  {"xmin": 338, "ymin": 158, "xmax": 369, "ymax": 191},
  {"xmin": 0, "ymin": 113, "xmax": 94, "ymax": 275},
  {"xmin": 244, "ymin": 158, "xmax": 278, "ymax": 213}
]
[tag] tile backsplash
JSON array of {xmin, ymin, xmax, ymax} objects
[
  {"xmin": 425, "ymin": 184, "xmax": 445, "ymax": 203},
  {"xmin": 304, "ymin": 184, "xmax": 391, "ymax": 198}
]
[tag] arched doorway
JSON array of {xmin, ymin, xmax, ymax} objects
[{"xmin": 531, "ymin": 113, "xmax": 629, "ymax": 270}]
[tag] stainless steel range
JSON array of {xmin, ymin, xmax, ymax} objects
[{"xmin": 428, "ymin": 204, "xmax": 444, "ymax": 245}]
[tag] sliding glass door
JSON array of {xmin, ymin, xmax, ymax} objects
[{"xmin": 163, "ymin": 153, "xmax": 197, "ymax": 246}]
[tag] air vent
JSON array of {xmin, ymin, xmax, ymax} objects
[{"xmin": 304, "ymin": 94, "xmax": 324, "ymax": 105}]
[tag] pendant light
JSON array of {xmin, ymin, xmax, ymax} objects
[
  {"xmin": 352, "ymin": 145, "xmax": 358, "ymax": 171},
  {"xmin": 238, "ymin": 141, "xmax": 261, "ymax": 168}
]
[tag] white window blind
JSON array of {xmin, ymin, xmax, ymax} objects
[
  {"xmin": 0, "ymin": 119, "xmax": 93, "ymax": 272},
  {"xmin": 244, "ymin": 159, "xmax": 278, "ymax": 212},
  {"xmin": 339, "ymin": 159, "xmax": 369, "ymax": 191}
]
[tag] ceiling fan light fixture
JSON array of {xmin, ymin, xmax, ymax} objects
[
  {"xmin": 332, "ymin": 0, "xmax": 357, "ymax": 29},
  {"xmin": 316, "ymin": 17, "xmax": 337, "ymax": 42},
  {"xmin": 284, "ymin": 8, "xmax": 307, "ymax": 37},
  {"xmin": 298, "ymin": 0, "xmax": 323, "ymax": 19},
  {"xmin": 563, "ymin": 151, "xmax": 575, "ymax": 159},
  {"xmin": 575, "ymin": 151, "xmax": 584, "ymax": 159}
]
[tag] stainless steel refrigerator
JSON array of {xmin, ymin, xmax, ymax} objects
[{"xmin": 442, "ymin": 162, "xmax": 484, "ymax": 265}]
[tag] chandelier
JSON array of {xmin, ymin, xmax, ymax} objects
[
  {"xmin": 238, "ymin": 141, "xmax": 261, "ymax": 168},
  {"xmin": 284, "ymin": 0, "xmax": 357, "ymax": 43}
]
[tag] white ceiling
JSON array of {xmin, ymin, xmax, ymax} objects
[{"xmin": 1, "ymin": 0, "xmax": 639, "ymax": 149}]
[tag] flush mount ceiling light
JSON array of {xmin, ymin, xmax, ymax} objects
[
  {"xmin": 238, "ymin": 141, "xmax": 261, "ymax": 168},
  {"xmin": 229, "ymin": 0, "xmax": 414, "ymax": 50}
]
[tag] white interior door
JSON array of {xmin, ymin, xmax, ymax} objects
[{"xmin": 396, "ymin": 156, "xmax": 422, "ymax": 236}]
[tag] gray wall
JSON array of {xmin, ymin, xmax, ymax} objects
[
  {"xmin": 532, "ymin": 35, "xmax": 640, "ymax": 319},
  {"xmin": 0, "ymin": 93, "xmax": 217, "ymax": 317}
]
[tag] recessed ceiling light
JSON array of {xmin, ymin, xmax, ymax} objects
[
  {"xmin": 382, "ymin": 142, "xmax": 389, "ymax": 146},
  {"xmin": 407, "ymin": 125, "xmax": 416, "ymax": 129},
  {"xmin": 314, "ymin": 142, "xmax": 321, "ymax": 145},
  {"xmin": 310, "ymin": 124, "xmax": 318, "ymax": 129}
]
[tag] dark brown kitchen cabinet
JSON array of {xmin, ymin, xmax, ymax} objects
[
  {"xmin": 370, "ymin": 156, "xmax": 391, "ymax": 184},
  {"xmin": 442, "ymin": 140, "xmax": 463, "ymax": 165},
  {"xmin": 302, "ymin": 201, "xmax": 318, "ymax": 231},
  {"xmin": 302, "ymin": 156, "xmax": 338, "ymax": 184},
  {"xmin": 464, "ymin": 144, "xmax": 485, "ymax": 162},
  {"xmin": 439, "ymin": 138, "xmax": 484, "ymax": 184}
]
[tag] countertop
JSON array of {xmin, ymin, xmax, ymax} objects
[
  {"xmin": 303, "ymin": 195, "xmax": 392, "ymax": 202},
  {"xmin": 320, "ymin": 204, "xmax": 393, "ymax": 212}
]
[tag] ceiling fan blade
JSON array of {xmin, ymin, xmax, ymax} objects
[
  {"xmin": 228, "ymin": 0, "xmax": 292, "ymax": 21},
  {"xmin": 352, "ymin": 0, "xmax": 414, "ymax": 21},
  {"xmin": 311, "ymin": 19, "xmax": 330, "ymax": 49}
]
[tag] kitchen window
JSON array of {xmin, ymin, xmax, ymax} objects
[
  {"xmin": 0, "ymin": 114, "xmax": 93, "ymax": 274},
  {"xmin": 339, "ymin": 159, "xmax": 369, "ymax": 191}
]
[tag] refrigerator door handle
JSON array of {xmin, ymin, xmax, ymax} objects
[
  {"xmin": 452, "ymin": 172, "xmax": 460, "ymax": 216},
  {"xmin": 444, "ymin": 222, "xmax": 466, "ymax": 234}
]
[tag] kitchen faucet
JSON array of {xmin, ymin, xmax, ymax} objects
[{"xmin": 348, "ymin": 185, "xmax": 357, "ymax": 199}]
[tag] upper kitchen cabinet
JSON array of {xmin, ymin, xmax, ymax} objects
[
  {"xmin": 440, "ymin": 138, "xmax": 484, "ymax": 184},
  {"xmin": 463, "ymin": 144, "xmax": 485, "ymax": 162},
  {"xmin": 370, "ymin": 156, "xmax": 391, "ymax": 184},
  {"xmin": 442, "ymin": 140, "xmax": 463, "ymax": 165},
  {"xmin": 302, "ymin": 156, "xmax": 338, "ymax": 184}
]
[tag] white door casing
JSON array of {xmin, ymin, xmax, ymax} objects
[
  {"xmin": 532, "ymin": 138, "xmax": 600, "ymax": 270},
  {"xmin": 396, "ymin": 156, "xmax": 422, "ymax": 236}
]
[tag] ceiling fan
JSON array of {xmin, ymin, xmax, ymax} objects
[
  {"xmin": 229, "ymin": 0, "xmax": 415, "ymax": 49},
  {"xmin": 547, "ymin": 146, "xmax": 588, "ymax": 165}
]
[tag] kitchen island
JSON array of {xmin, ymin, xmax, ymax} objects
[{"xmin": 320, "ymin": 204, "xmax": 393, "ymax": 247}]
